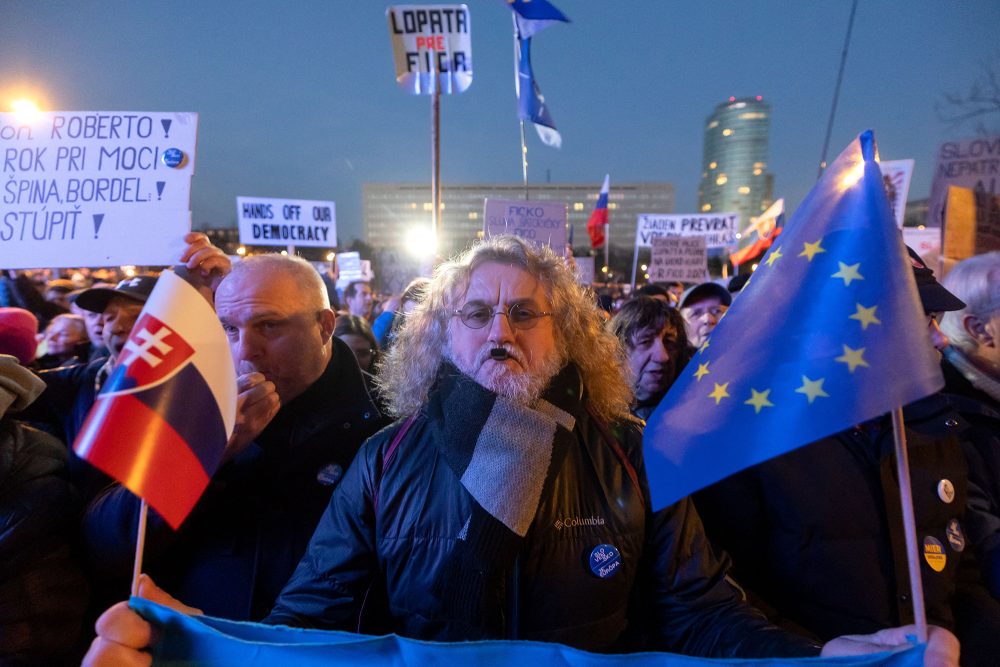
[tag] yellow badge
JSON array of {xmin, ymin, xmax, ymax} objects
[{"xmin": 923, "ymin": 536, "xmax": 947, "ymax": 572}]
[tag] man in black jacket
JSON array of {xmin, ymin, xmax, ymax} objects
[
  {"xmin": 84, "ymin": 236, "xmax": 958, "ymax": 666},
  {"xmin": 82, "ymin": 248, "xmax": 383, "ymax": 621}
]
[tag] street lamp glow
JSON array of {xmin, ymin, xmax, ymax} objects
[
  {"xmin": 10, "ymin": 98, "xmax": 41, "ymax": 122},
  {"xmin": 325, "ymin": 252, "xmax": 335, "ymax": 262},
  {"xmin": 236, "ymin": 246, "xmax": 247, "ymax": 256},
  {"xmin": 405, "ymin": 226, "xmax": 437, "ymax": 258}
]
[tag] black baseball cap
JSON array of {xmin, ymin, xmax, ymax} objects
[
  {"xmin": 679, "ymin": 282, "xmax": 733, "ymax": 309},
  {"xmin": 906, "ymin": 247, "xmax": 965, "ymax": 313},
  {"xmin": 74, "ymin": 275, "xmax": 158, "ymax": 313}
]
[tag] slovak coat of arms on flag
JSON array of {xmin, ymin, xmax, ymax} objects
[{"xmin": 75, "ymin": 270, "xmax": 237, "ymax": 529}]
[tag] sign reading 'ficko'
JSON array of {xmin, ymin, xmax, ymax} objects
[{"xmin": 236, "ymin": 196, "xmax": 336, "ymax": 248}]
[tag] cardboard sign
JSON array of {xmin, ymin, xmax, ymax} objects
[
  {"xmin": 648, "ymin": 236, "xmax": 708, "ymax": 283},
  {"xmin": 483, "ymin": 199, "xmax": 567, "ymax": 250},
  {"xmin": 575, "ymin": 255, "xmax": 595, "ymax": 286},
  {"xmin": 942, "ymin": 185, "xmax": 1000, "ymax": 272},
  {"xmin": 634, "ymin": 213, "xmax": 737, "ymax": 249},
  {"xmin": 236, "ymin": 197, "xmax": 336, "ymax": 248},
  {"xmin": 0, "ymin": 111, "xmax": 196, "ymax": 268},
  {"xmin": 387, "ymin": 5, "xmax": 472, "ymax": 95},
  {"xmin": 879, "ymin": 159, "xmax": 915, "ymax": 229},
  {"xmin": 928, "ymin": 136, "xmax": 1000, "ymax": 227}
]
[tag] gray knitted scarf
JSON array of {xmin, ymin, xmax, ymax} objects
[{"xmin": 425, "ymin": 362, "xmax": 580, "ymax": 635}]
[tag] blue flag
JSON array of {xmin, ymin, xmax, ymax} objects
[
  {"xmin": 516, "ymin": 35, "xmax": 561, "ymax": 148},
  {"xmin": 643, "ymin": 131, "xmax": 944, "ymax": 511},
  {"xmin": 505, "ymin": 0, "xmax": 569, "ymax": 38},
  {"xmin": 134, "ymin": 597, "xmax": 924, "ymax": 666}
]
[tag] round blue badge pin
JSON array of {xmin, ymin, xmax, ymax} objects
[
  {"xmin": 161, "ymin": 148, "xmax": 185, "ymax": 168},
  {"xmin": 946, "ymin": 519, "xmax": 965, "ymax": 552},
  {"xmin": 316, "ymin": 463, "xmax": 343, "ymax": 487},
  {"xmin": 589, "ymin": 544, "xmax": 621, "ymax": 579}
]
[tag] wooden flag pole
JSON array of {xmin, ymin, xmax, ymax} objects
[
  {"xmin": 130, "ymin": 498, "xmax": 149, "ymax": 597},
  {"xmin": 890, "ymin": 407, "xmax": 929, "ymax": 642}
]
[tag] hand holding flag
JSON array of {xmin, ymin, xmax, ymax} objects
[{"xmin": 74, "ymin": 270, "xmax": 237, "ymax": 529}]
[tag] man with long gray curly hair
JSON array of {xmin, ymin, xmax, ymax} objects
[{"xmin": 85, "ymin": 236, "xmax": 957, "ymax": 665}]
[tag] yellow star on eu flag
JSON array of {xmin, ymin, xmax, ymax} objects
[
  {"xmin": 693, "ymin": 362, "xmax": 710, "ymax": 381},
  {"xmin": 709, "ymin": 382, "xmax": 730, "ymax": 405},
  {"xmin": 799, "ymin": 238, "xmax": 826, "ymax": 262},
  {"xmin": 745, "ymin": 388, "xmax": 775, "ymax": 414},
  {"xmin": 835, "ymin": 344, "xmax": 869, "ymax": 373},
  {"xmin": 795, "ymin": 375, "xmax": 829, "ymax": 403},
  {"xmin": 831, "ymin": 261, "xmax": 864, "ymax": 286},
  {"xmin": 765, "ymin": 246, "xmax": 783, "ymax": 267},
  {"xmin": 849, "ymin": 303, "xmax": 881, "ymax": 330}
]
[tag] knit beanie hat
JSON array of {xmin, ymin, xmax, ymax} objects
[{"xmin": 0, "ymin": 307, "xmax": 39, "ymax": 365}]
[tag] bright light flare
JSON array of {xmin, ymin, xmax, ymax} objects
[
  {"xmin": 10, "ymin": 98, "xmax": 41, "ymax": 122},
  {"xmin": 405, "ymin": 226, "xmax": 437, "ymax": 259}
]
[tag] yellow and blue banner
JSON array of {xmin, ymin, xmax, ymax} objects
[
  {"xmin": 644, "ymin": 131, "xmax": 943, "ymax": 511},
  {"xmin": 133, "ymin": 597, "xmax": 924, "ymax": 666}
]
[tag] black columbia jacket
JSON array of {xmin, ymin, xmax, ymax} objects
[{"xmin": 268, "ymin": 399, "xmax": 818, "ymax": 657}]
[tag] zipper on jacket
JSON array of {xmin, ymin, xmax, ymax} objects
[{"xmin": 506, "ymin": 554, "xmax": 521, "ymax": 640}]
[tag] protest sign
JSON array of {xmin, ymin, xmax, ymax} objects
[
  {"xmin": 879, "ymin": 159, "xmax": 914, "ymax": 228},
  {"xmin": 928, "ymin": 136, "xmax": 1000, "ymax": 227},
  {"xmin": 634, "ymin": 213, "xmax": 737, "ymax": 249},
  {"xmin": 574, "ymin": 255, "xmax": 595, "ymax": 286},
  {"xmin": 387, "ymin": 5, "xmax": 472, "ymax": 94},
  {"xmin": 648, "ymin": 236, "xmax": 708, "ymax": 283},
  {"xmin": 236, "ymin": 197, "xmax": 336, "ymax": 248},
  {"xmin": 483, "ymin": 199, "xmax": 567, "ymax": 250},
  {"xmin": 942, "ymin": 185, "xmax": 1000, "ymax": 272},
  {"xmin": 0, "ymin": 111, "xmax": 196, "ymax": 268},
  {"xmin": 338, "ymin": 252, "xmax": 362, "ymax": 280}
]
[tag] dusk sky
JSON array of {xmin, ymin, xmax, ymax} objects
[{"xmin": 5, "ymin": 1, "xmax": 997, "ymax": 246}]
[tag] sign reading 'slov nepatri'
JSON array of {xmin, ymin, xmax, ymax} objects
[{"xmin": 0, "ymin": 111, "xmax": 197, "ymax": 268}]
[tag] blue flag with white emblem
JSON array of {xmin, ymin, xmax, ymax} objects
[
  {"xmin": 643, "ymin": 131, "xmax": 944, "ymax": 511},
  {"xmin": 516, "ymin": 35, "xmax": 561, "ymax": 148},
  {"xmin": 505, "ymin": 0, "xmax": 569, "ymax": 38}
]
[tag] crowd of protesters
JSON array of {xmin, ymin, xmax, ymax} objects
[{"xmin": 0, "ymin": 232, "xmax": 997, "ymax": 666}]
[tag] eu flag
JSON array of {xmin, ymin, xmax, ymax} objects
[{"xmin": 643, "ymin": 131, "xmax": 944, "ymax": 511}]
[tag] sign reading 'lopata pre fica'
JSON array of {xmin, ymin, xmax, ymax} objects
[
  {"xmin": 387, "ymin": 5, "xmax": 472, "ymax": 95},
  {"xmin": 0, "ymin": 111, "xmax": 197, "ymax": 268}
]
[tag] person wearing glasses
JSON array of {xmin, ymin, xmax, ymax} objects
[{"xmin": 85, "ymin": 236, "xmax": 958, "ymax": 666}]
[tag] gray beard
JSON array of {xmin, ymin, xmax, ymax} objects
[{"xmin": 449, "ymin": 343, "xmax": 564, "ymax": 406}]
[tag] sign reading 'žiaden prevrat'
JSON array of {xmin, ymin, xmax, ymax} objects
[{"xmin": 0, "ymin": 111, "xmax": 197, "ymax": 268}]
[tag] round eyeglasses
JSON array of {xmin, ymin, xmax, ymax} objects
[{"xmin": 453, "ymin": 302, "xmax": 552, "ymax": 330}]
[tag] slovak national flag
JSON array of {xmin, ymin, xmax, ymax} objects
[
  {"xmin": 74, "ymin": 270, "xmax": 237, "ymax": 529},
  {"xmin": 587, "ymin": 174, "xmax": 610, "ymax": 249}
]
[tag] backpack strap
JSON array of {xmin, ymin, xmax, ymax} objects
[
  {"xmin": 373, "ymin": 414, "xmax": 417, "ymax": 512},
  {"xmin": 585, "ymin": 403, "xmax": 645, "ymax": 508}
]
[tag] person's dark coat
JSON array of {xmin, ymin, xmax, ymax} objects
[
  {"xmin": 694, "ymin": 393, "xmax": 1000, "ymax": 664},
  {"xmin": 941, "ymin": 353, "xmax": 1000, "ymax": 601},
  {"xmin": 82, "ymin": 338, "xmax": 384, "ymax": 620},
  {"xmin": 0, "ymin": 419, "xmax": 89, "ymax": 666},
  {"xmin": 268, "ymin": 383, "xmax": 818, "ymax": 658}
]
